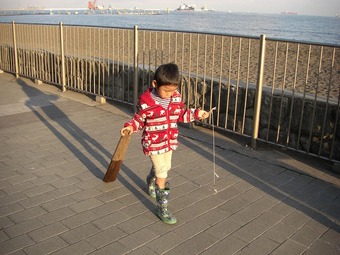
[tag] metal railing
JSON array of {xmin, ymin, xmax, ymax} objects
[{"xmin": 0, "ymin": 22, "xmax": 339, "ymax": 162}]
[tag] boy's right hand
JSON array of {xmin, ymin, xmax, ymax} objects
[{"xmin": 121, "ymin": 126, "xmax": 133, "ymax": 136}]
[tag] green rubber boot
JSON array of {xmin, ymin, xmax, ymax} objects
[
  {"xmin": 155, "ymin": 183, "xmax": 177, "ymax": 225},
  {"xmin": 146, "ymin": 169, "xmax": 156, "ymax": 199}
]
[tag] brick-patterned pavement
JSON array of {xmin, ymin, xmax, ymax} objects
[{"xmin": 0, "ymin": 72, "xmax": 339, "ymax": 255}]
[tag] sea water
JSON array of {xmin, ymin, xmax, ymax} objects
[{"xmin": 0, "ymin": 10, "xmax": 339, "ymax": 46}]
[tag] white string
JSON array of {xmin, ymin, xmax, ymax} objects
[{"xmin": 209, "ymin": 107, "xmax": 218, "ymax": 193}]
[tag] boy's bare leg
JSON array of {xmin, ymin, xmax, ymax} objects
[{"xmin": 156, "ymin": 177, "xmax": 166, "ymax": 189}]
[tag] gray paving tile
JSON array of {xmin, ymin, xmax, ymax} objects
[
  {"xmin": 8, "ymin": 206, "xmax": 47, "ymax": 223},
  {"xmin": 86, "ymin": 226, "xmax": 127, "ymax": 249},
  {"xmin": 23, "ymin": 236, "xmax": 68, "ymax": 255},
  {"xmin": 60, "ymin": 223, "xmax": 101, "ymax": 244},
  {"xmin": 270, "ymin": 239, "xmax": 307, "ymax": 255},
  {"xmin": 4, "ymin": 218, "xmax": 44, "ymax": 238},
  {"xmin": 49, "ymin": 240, "xmax": 96, "ymax": 255},
  {"xmin": 0, "ymin": 234, "xmax": 34, "ymax": 255},
  {"xmin": 27, "ymin": 222, "xmax": 69, "ymax": 242}
]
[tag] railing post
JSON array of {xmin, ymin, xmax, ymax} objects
[
  {"xmin": 59, "ymin": 22, "xmax": 66, "ymax": 92},
  {"xmin": 133, "ymin": 26, "xmax": 139, "ymax": 112},
  {"xmin": 251, "ymin": 34, "xmax": 266, "ymax": 149},
  {"xmin": 12, "ymin": 21, "xmax": 19, "ymax": 78}
]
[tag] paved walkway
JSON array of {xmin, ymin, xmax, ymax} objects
[{"xmin": 0, "ymin": 72, "xmax": 339, "ymax": 255}]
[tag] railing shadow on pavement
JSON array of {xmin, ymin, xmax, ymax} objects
[
  {"xmin": 176, "ymin": 131, "xmax": 340, "ymax": 233},
  {"xmin": 16, "ymin": 78, "xmax": 156, "ymax": 214}
]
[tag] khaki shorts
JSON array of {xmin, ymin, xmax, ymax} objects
[{"xmin": 149, "ymin": 150, "xmax": 173, "ymax": 179}]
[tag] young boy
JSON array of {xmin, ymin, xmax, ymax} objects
[{"xmin": 121, "ymin": 63, "xmax": 209, "ymax": 224}]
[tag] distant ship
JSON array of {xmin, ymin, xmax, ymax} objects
[
  {"xmin": 281, "ymin": 11, "xmax": 298, "ymax": 15},
  {"xmin": 200, "ymin": 4, "xmax": 214, "ymax": 11},
  {"xmin": 177, "ymin": 2, "xmax": 196, "ymax": 11}
]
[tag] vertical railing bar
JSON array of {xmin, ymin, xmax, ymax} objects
[
  {"xmin": 88, "ymin": 28, "xmax": 95, "ymax": 93},
  {"xmin": 15, "ymin": 24, "xmax": 20, "ymax": 75},
  {"xmin": 155, "ymin": 31, "xmax": 158, "ymax": 72},
  {"xmin": 286, "ymin": 43, "xmax": 300, "ymax": 147},
  {"xmin": 17, "ymin": 24, "xmax": 21, "ymax": 75},
  {"xmin": 307, "ymin": 46, "xmax": 323, "ymax": 154},
  {"xmin": 233, "ymin": 37, "xmax": 242, "ymax": 131},
  {"xmin": 117, "ymin": 29, "xmax": 120, "ymax": 96},
  {"xmin": 122, "ymin": 29, "xmax": 125, "ymax": 101},
  {"xmin": 154, "ymin": 33, "xmax": 157, "ymax": 78},
  {"xmin": 217, "ymin": 36, "xmax": 224, "ymax": 126},
  {"xmin": 142, "ymin": 30, "xmax": 146, "ymax": 92},
  {"xmin": 43, "ymin": 25, "xmax": 46, "ymax": 80},
  {"xmin": 297, "ymin": 45, "xmax": 311, "ymax": 149},
  {"xmin": 111, "ymin": 28, "xmax": 115, "ymax": 99},
  {"xmin": 161, "ymin": 31, "xmax": 164, "ymax": 64},
  {"xmin": 202, "ymin": 34, "xmax": 207, "ymax": 111},
  {"xmin": 38, "ymin": 25, "xmax": 41, "ymax": 80},
  {"xmin": 100, "ymin": 27, "xmax": 103, "ymax": 95},
  {"xmin": 127, "ymin": 29, "xmax": 130, "ymax": 101},
  {"xmin": 45, "ymin": 26, "xmax": 50, "ymax": 82},
  {"xmin": 80, "ymin": 27, "xmax": 84, "ymax": 91},
  {"xmin": 195, "ymin": 34, "xmax": 200, "ymax": 109},
  {"xmin": 53, "ymin": 25, "xmax": 56, "ymax": 82},
  {"xmin": 105, "ymin": 28, "xmax": 109, "ymax": 97},
  {"xmin": 224, "ymin": 36, "xmax": 232, "ymax": 129},
  {"xmin": 72, "ymin": 26, "xmax": 75, "ymax": 87},
  {"xmin": 64, "ymin": 26, "xmax": 68, "ymax": 87},
  {"xmin": 32, "ymin": 24, "xmax": 36, "ymax": 79},
  {"xmin": 39, "ymin": 25, "xmax": 43, "ymax": 80},
  {"xmin": 319, "ymin": 47, "xmax": 335, "ymax": 156},
  {"xmin": 93, "ymin": 27, "xmax": 96, "ymax": 94},
  {"xmin": 276, "ymin": 42, "xmax": 289, "ymax": 143},
  {"xmin": 266, "ymin": 41, "xmax": 278, "ymax": 141},
  {"xmin": 59, "ymin": 22, "xmax": 66, "ymax": 92},
  {"xmin": 103, "ymin": 28, "xmax": 106, "ymax": 95},
  {"xmin": 76, "ymin": 27, "xmax": 79, "ymax": 90},
  {"xmin": 26, "ymin": 24, "xmax": 30, "ymax": 75},
  {"xmin": 251, "ymin": 34, "xmax": 266, "ymax": 149},
  {"xmin": 67, "ymin": 27, "xmax": 71, "ymax": 88},
  {"xmin": 188, "ymin": 33, "xmax": 192, "ymax": 106},
  {"xmin": 12, "ymin": 22, "xmax": 18, "ymax": 77},
  {"xmin": 133, "ymin": 26, "xmax": 138, "ymax": 112},
  {"xmin": 148, "ymin": 31, "xmax": 151, "ymax": 86},
  {"xmin": 181, "ymin": 33, "xmax": 185, "ymax": 95},
  {"xmin": 45, "ymin": 25, "xmax": 49, "ymax": 83},
  {"xmin": 36, "ymin": 25, "xmax": 39, "ymax": 79},
  {"xmin": 49, "ymin": 25, "xmax": 53, "ymax": 82},
  {"xmin": 209, "ymin": 35, "xmax": 215, "ymax": 116},
  {"xmin": 84, "ymin": 27, "xmax": 88, "ymax": 92},
  {"xmin": 21, "ymin": 25, "xmax": 26, "ymax": 76},
  {"xmin": 29, "ymin": 25, "xmax": 33, "ymax": 77},
  {"xmin": 330, "ymin": 50, "xmax": 339, "ymax": 160},
  {"xmin": 168, "ymin": 32, "xmax": 171, "ymax": 63},
  {"xmin": 175, "ymin": 32, "xmax": 178, "ymax": 64},
  {"xmin": 98, "ymin": 28, "xmax": 102, "ymax": 95},
  {"xmin": 242, "ymin": 39, "xmax": 252, "ymax": 134}
]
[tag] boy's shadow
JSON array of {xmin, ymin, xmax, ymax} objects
[
  {"xmin": 18, "ymin": 78, "xmax": 108, "ymax": 178},
  {"xmin": 16, "ymin": 78, "xmax": 155, "ymax": 210}
]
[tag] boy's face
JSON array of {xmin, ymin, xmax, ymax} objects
[{"xmin": 152, "ymin": 81, "xmax": 178, "ymax": 99}]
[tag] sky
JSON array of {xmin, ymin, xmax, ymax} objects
[{"xmin": 0, "ymin": 0, "xmax": 339, "ymax": 16}]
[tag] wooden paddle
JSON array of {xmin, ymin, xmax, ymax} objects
[{"xmin": 103, "ymin": 130, "xmax": 131, "ymax": 182}]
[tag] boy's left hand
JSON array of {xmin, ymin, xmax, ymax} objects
[{"xmin": 198, "ymin": 110, "xmax": 210, "ymax": 119}]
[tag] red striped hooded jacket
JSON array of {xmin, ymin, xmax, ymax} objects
[{"xmin": 124, "ymin": 88, "xmax": 200, "ymax": 156}]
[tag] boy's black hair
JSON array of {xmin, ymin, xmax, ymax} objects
[{"xmin": 153, "ymin": 63, "xmax": 180, "ymax": 87}]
